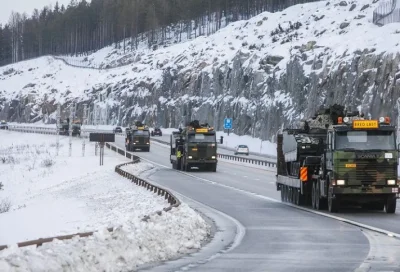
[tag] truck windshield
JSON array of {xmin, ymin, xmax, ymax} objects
[
  {"xmin": 188, "ymin": 134, "xmax": 216, "ymax": 143},
  {"xmin": 335, "ymin": 130, "xmax": 395, "ymax": 150},
  {"xmin": 133, "ymin": 130, "xmax": 149, "ymax": 136}
]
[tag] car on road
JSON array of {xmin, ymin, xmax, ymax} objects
[
  {"xmin": 151, "ymin": 128, "xmax": 162, "ymax": 136},
  {"xmin": 0, "ymin": 120, "xmax": 8, "ymax": 130},
  {"xmin": 114, "ymin": 126, "xmax": 123, "ymax": 133},
  {"xmin": 234, "ymin": 145, "xmax": 249, "ymax": 156}
]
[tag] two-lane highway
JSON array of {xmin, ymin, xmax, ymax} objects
[{"xmin": 115, "ymin": 136, "xmax": 400, "ymax": 271}]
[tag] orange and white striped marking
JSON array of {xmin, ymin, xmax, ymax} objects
[{"xmin": 300, "ymin": 167, "xmax": 308, "ymax": 182}]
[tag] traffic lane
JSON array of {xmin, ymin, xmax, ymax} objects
[
  {"xmin": 152, "ymin": 134, "xmax": 275, "ymax": 162},
  {"xmin": 118, "ymin": 137, "xmax": 400, "ymax": 236},
  {"xmin": 217, "ymin": 147, "xmax": 276, "ymax": 162},
  {"xmin": 132, "ymin": 138, "xmax": 281, "ymax": 199},
  {"xmin": 148, "ymin": 168, "xmax": 369, "ymax": 272}
]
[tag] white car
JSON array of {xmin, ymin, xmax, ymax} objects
[{"xmin": 234, "ymin": 145, "xmax": 249, "ymax": 156}]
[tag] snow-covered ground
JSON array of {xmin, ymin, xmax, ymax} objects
[{"xmin": 0, "ymin": 130, "xmax": 210, "ymax": 271}]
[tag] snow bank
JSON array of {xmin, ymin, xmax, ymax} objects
[
  {"xmin": 0, "ymin": 130, "xmax": 167, "ymax": 245},
  {"xmin": 0, "ymin": 130, "xmax": 211, "ymax": 271},
  {"xmin": 0, "ymin": 204, "xmax": 209, "ymax": 272}
]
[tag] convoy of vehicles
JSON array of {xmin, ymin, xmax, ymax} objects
[
  {"xmin": 234, "ymin": 145, "xmax": 249, "ymax": 156},
  {"xmin": 0, "ymin": 120, "xmax": 8, "ymax": 130},
  {"xmin": 170, "ymin": 120, "xmax": 222, "ymax": 172},
  {"xmin": 71, "ymin": 122, "xmax": 81, "ymax": 136},
  {"xmin": 125, "ymin": 121, "xmax": 150, "ymax": 152},
  {"xmin": 276, "ymin": 104, "xmax": 399, "ymax": 213}
]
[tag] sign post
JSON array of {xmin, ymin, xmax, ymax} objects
[
  {"xmin": 89, "ymin": 133, "xmax": 115, "ymax": 166},
  {"xmin": 224, "ymin": 118, "xmax": 232, "ymax": 136}
]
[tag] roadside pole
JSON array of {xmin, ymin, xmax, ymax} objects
[
  {"xmin": 56, "ymin": 104, "xmax": 60, "ymax": 156},
  {"xmin": 69, "ymin": 105, "xmax": 73, "ymax": 157}
]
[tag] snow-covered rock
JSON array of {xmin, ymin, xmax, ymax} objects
[{"xmin": 1, "ymin": 0, "xmax": 400, "ymax": 141}]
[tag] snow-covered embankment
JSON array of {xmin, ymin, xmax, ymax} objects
[{"xmin": 0, "ymin": 131, "xmax": 210, "ymax": 271}]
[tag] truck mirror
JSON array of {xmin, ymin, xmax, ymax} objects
[{"xmin": 220, "ymin": 136, "xmax": 224, "ymax": 144}]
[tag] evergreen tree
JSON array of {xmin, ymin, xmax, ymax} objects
[{"xmin": 0, "ymin": 0, "xmax": 321, "ymax": 67}]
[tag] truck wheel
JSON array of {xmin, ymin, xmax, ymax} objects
[
  {"xmin": 328, "ymin": 193, "xmax": 339, "ymax": 213},
  {"xmin": 385, "ymin": 196, "xmax": 397, "ymax": 214}
]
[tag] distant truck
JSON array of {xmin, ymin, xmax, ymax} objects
[
  {"xmin": 58, "ymin": 119, "xmax": 81, "ymax": 136},
  {"xmin": 125, "ymin": 121, "xmax": 150, "ymax": 152},
  {"xmin": 0, "ymin": 120, "xmax": 8, "ymax": 130},
  {"xmin": 170, "ymin": 120, "xmax": 223, "ymax": 172},
  {"xmin": 276, "ymin": 104, "xmax": 399, "ymax": 213}
]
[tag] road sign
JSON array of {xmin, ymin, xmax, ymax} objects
[
  {"xmin": 89, "ymin": 133, "xmax": 115, "ymax": 142},
  {"xmin": 224, "ymin": 118, "xmax": 232, "ymax": 130}
]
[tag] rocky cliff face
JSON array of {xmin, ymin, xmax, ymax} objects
[{"xmin": 1, "ymin": 0, "xmax": 399, "ymax": 141}]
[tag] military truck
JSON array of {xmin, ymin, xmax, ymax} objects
[
  {"xmin": 276, "ymin": 104, "xmax": 399, "ymax": 213},
  {"xmin": 170, "ymin": 120, "xmax": 223, "ymax": 172},
  {"xmin": 71, "ymin": 121, "xmax": 81, "ymax": 137},
  {"xmin": 58, "ymin": 119, "xmax": 81, "ymax": 137},
  {"xmin": 58, "ymin": 120, "xmax": 70, "ymax": 135},
  {"xmin": 125, "ymin": 121, "xmax": 150, "ymax": 152}
]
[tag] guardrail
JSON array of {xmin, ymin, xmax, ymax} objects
[{"xmin": 0, "ymin": 137, "xmax": 180, "ymax": 251}]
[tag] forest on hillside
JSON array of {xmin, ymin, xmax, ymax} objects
[{"xmin": 0, "ymin": 0, "xmax": 321, "ymax": 67}]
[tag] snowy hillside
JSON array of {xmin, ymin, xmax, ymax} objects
[{"xmin": 1, "ymin": 0, "xmax": 400, "ymax": 140}]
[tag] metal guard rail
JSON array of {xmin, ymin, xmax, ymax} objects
[{"xmin": 0, "ymin": 134, "xmax": 181, "ymax": 251}]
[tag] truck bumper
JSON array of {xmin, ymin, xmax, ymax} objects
[
  {"xmin": 187, "ymin": 159, "xmax": 217, "ymax": 164},
  {"xmin": 332, "ymin": 186, "xmax": 399, "ymax": 195}
]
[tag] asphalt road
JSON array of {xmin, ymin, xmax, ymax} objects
[
  {"xmin": 116, "ymin": 137, "xmax": 400, "ymax": 271},
  {"xmin": 152, "ymin": 134, "xmax": 276, "ymax": 162}
]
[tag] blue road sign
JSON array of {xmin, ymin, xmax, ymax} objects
[{"xmin": 224, "ymin": 118, "xmax": 232, "ymax": 130}]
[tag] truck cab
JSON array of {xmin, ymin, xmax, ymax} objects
[
  {"xmin": 170, "ymin": 121, "xmax": 220, "ymax": 172},
  {"xmin": 276, "ymin": 104, "xmax": 399, "ymax": 214},
  {"xmin": 125, "ymin": 124, "xmax": 150, "ymax": 152},
  {"xmin": 323, "ymin": 116, "xmax": 398, "ymax": 213}
]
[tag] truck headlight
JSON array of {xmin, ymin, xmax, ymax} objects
[
  {"xmin": 188, "ymin": 156, "xmax": 192, "ymax": 159},
  {"xmin": 387, "ymin": 180, "xmax": 396, "ymax": 185},
  {"xmin": 336, "ymin": 180, "xmax": 345, "ymax": 185},
  {"xmin": 211, "ymin": 156, "xmax": 216, "ymax": 159}
]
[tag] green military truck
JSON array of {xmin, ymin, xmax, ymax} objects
[
  {"xmin": 125, "ymin": 121, "xmax": 150, "ymax": 152},
  {"xmin": 276, "ymin": 104, "xmax": 399, "ymax": 213},
  {"xmin": 170, "ymin": 120, "xmax": 223, "ymax": 172}
]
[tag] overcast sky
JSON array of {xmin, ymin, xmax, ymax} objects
[{"xmin": 0, "ymin": 0, "xmax": 82, "ymax": 25}]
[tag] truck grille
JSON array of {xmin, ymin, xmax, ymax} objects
[
  {"xmin": 197, "ymin": 146, "xmax": 208, "ymax": 159},
  {"xmin": 355, "ymin": 160, "xmax": 396, "ymax": 184}
]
